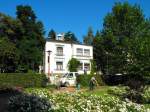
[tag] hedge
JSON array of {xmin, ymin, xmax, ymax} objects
[
  {"xmin": 0, "ymin": 73, "xmax": 48, "ymax": 88},
  {"xmin": 76, "ymin": 74, "xmax": 105, "ymax": 87}
]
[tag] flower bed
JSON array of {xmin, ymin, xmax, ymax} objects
[{"xmin": 25, "ymin": 88, "xmax": 149, "ymax": 112}]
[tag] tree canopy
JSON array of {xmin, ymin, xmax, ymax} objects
[
  {"xmin": 83, "ymin": 27, "xmax": 94, "ymax": 45},
  {"xmin": 64, "ymin": 31, "xmax": 80, "ymax": 43},
  {"xmin": 94, "ymin": 2, "xmax": 150, "ymax": 76},
  {"xmin": 0, "ymin": 5, "xmax": 45, "ymax": 73},
  {"xmin": 48, "ymin": 29, "xmax": 56, "ymax": 40}
]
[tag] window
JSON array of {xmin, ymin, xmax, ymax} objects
[
  {"xmin": 56, "ymin": 62, "xmax": 63, "ymax": 70},
  {"xmin": 67, "ymin": 73, "xmax": 73, "ymax": 78},
  {"xmin": 75, "ymin": 73, "xmax": 79, "ymax": 76},
  {"xmin": 78, "ymin": 63, "xmax": 83, "ymax": 70},
  {"xmin": 84, "ymin": 49, "xmax": 90, "ymax": 56},
  {"xmin": 76, "ymin": 48, "xmax": 83, "ymax": 56},
  {"xmin": 84, "ymin": 63, "xmax": 90, "ymax": 71},
  {"xmin": 57, "ymin": 47, "xmax": 63, "ymax": 56}
]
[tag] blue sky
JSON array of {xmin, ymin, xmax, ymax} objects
[{"xmin": 0, "ymin": 0, "xmax": 150, "ymax": 42}]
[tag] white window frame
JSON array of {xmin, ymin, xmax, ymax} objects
[
  {"xmin": 76, "ymin": 48, "xmax": 83, "ymax": 56},
  {"xmin": 56, "ymin": 61, "xmax": 63, "ymax": 70},
  {"xmin": 84, "ymin": 49, "xmax": 90, "ymax": 56},
  {"xmin": 56, "ymin": 47, "xmax": 63, "ymax": 56}
]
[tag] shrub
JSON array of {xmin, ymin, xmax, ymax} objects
[
  {"xmin": 76, "ymin": 74, "xmax": 105, "ymax": 87},
  {"xmin": 8, "ymin": 93, "xmax": 52, "ymax": 112},
  {"xmin": 107, "ymin": 86, "xmax": 127, "ymax": 96},
  {"xmin": 123, "ymin": 89, "xmax": 144, "ymax": 103},
  {"xmin": 0, "ymin": 73, "xmax": 48, "ymax": 88},
  {"xmin": 68, "ymin": 58, "xmax": 80, "ymax": 72},
  {"xmin": 142, "ymin": 87, "xmax": 150, "ymax": 103},
  {"xmin": 0, "ymin": 88, "xmax": 22, "ymax": 112}
]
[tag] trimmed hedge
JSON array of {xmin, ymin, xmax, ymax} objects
[
  {"xmin": 76, "ymin": 74, "xmax": 105, "ymax": 87},
  {"xmin": 0, "ymin": 73, "xmax": 48, "ymax": 88}
]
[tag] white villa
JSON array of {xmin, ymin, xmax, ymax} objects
[{"xmin": 43, "ymin": 33, "xmax": 93, "ymax": 75}]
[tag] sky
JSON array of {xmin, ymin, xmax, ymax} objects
[{"xmin": 0, "ymin": 0, "xmax": 150, "ymax": 42}]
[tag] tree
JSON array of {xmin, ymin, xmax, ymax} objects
[
  {"xmin": 83, "ymin": 27, "xmax": 94, "ymax": 45},
  {"xmin": 93, "ymin": 2, "xmax": 150, "ymax": 99},
  {"xmin": 48, "ymin": 29, "xmax": 56, "ymax": 40},
  {"xmin": 0, "ymin": 38, "xmax": 19, "ymax": 73},
  {"xmin": 0, "ymin": 13, "xmax": 24, "ymax": 44},
  {"xmin": 94, "ymin": 2, "xmax": 146, "ymax": 75},
  {"xmin": 0, "ymin": 13, "xmax": 23, "ymax": 73},
  {"xmin": 68, "ymin": 58, "xmax": 80, "ymax": 72},
  {"xmin": 0, "ymin": 5, "xmax": 45, "ymax": 73},
  {"xmin": 64, "ymin": 31, "xmax": 80, "ymax": 43},
  {"xmin": 16, "ymin": 5, "xmax": 45, "ymax": 72},
  {"xmin": 16, "ymin": 5, "xmax": 36, "ymax": 23}
]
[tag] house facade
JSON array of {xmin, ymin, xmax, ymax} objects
[{"xmin": 44, "ymin": 37, "xmax": 93, "ymax": 75}]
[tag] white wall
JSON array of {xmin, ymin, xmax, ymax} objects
[{"xmin": 44, "ymin": 41, "xmax": 93, "ymax": 75}]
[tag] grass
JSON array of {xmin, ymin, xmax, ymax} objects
[{"xmin": 84, "ymin": 86, "xmax": 110, "ymax": 96}]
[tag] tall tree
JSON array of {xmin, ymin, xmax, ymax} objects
[
  {"xmin": 94, "ymin": 2, "xmax": 146, "ymax": 75},
  {"xmin": 0, "ymin": 13, "xmax": 24, "ymax": 44},
  {"xmin": 64, "ymin": 31, "xmax": 80, "ymax": 43},
  {"xmin": 16, "ymin": 5, "xmax": 45, "ymax": 72},
  {"xmin": 16, "ymin": 5, "xmax": 36, "ymax": 23},
  {"xmin": 0, "ymin": 5, "xmax": 45, "ymax": 73},
  {"xmin": 0, "ymin": 13, "xmax": 23, "ymax": 72},
  {"xmin": 48, "ymin": 29, "xmax": 56, "ymax": 40},
  {"xmin": 83, "ymin": 27, "xmax": 94, "ymax": 45}
]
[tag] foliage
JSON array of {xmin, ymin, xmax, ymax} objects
[
  {"xmin": 0, "ymin": 73, "xmax": 48, "ymax": 88},
  {"xmin": 0, "ymin": 88, "xmax": 23, "ymax": 112},
  {"xmin": 142, "ymin": 87, "xmax": 150, "ymax": 103},
  {"xmin": 94, "ymin": 2, "xmax": 148, "ymax": 74},
  {"xmin": 124, "ymin": 89, "xmax": 144, "ymax": 103},
  {"xmin": 0, "ymin": 5, "xmax": 45, "ymax": 73},
  {"xmin": 90, "ymin": 59, "xmax": 97, "ymax": 75},
  {"xmin": 64, "ymin": 31, "xmax": 80, "ymax": 43},
  {"xmin": 83, "ymin": 27, "xmax": 94, "ymax": 45},
  {"xmin": 8, "ymin": 93, "xmax": 52, "ymax": 112},
  {"xmin": 16, "ymin": 5, "xmax": 45, "ymax": 72},
  {"xmin": 93, "ymin": 2, "xmax": 150, "ymax": 91},
  {"xmin": 68, "ymin": 58, "xmax": 80, "ymax": 72},
  {"xmin": 25, "ymin": 88, "xmax": 149, "ymax": 112},
  {"xmin": 107, "ymin": 86, "xmax": 127, "ymax": 96},
  {"xmin": 107, "ymin": 86, "xmax": 150, "ymax": 104},
  {"xmin": 0, "ymin": 38, "xmax": 19, "ymax": 73},
  {"xmin": 48, "ymin": 29, "xmax": 56, "ymax": 40},
  {"xmin": 76, "ymin": 74, "xmax": 105, "ymax": 87}
]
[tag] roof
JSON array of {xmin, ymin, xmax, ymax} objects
[{"xmin": 46, "ymin": 38, "xmax": 93, "ymax": 47}]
